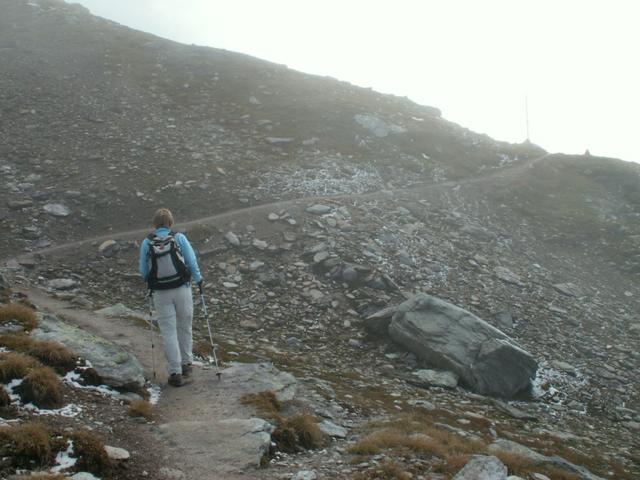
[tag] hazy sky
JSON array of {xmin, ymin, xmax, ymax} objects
[{"xmin": 70, "ymin": 0, "xmax": 639, "ymax": 163}]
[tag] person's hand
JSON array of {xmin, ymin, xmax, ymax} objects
[{"xmin": 197, "ymin": 279, "xmax": 204, "ymax": 293}]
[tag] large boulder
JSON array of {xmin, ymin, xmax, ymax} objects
[
  {"xmin": 33, "ymin": 314, "xmax": 145, "ymax": 388},
  {"xmin": 388, "ymin": 293, "xmax": 537, "ymax": 398}
]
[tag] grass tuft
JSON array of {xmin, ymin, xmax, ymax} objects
[
  {"xmin": 0, "ymin": 422, "xmax": 53, "ymax": 468},
  {"xmin": 15, "ymin": 475, "xmax": 66, "ymax": 480},
  {"xmin": 78, "ymin": 367, "xmax": 103, "ymax": 386},
  {"xmin": 72, "ymin": 429, "xmax": 112, "ymax": 476},
  {"xmin": 240, "ymin": 390, "xmax": 282, "ymax": 419},
  {"xmin": 0, "ymin": 331, "xmax": 36, "ymax": 351},
  {"xmin": 128, "ymin": 399, "xmax": 156, "ymax": 419},
  {"xmin": 0, "ymin": 386, "xmax": 11, "ymax": 407},
  {"xmin": 0, "ymin": 352, "xmax": 43, "ymax": 382},
  {"xmin": 0, "ymin": 303, "xmax": 38, "ymax": 331},
  {"xmin": 15, "ymin": 366, "xmax": 64, "ymax": 409},
  {"xmin": 27, "ymin": 340, "xmax": 77, "ymax": 373},
  {"xmin": 272, "ymin": 413, "xmax": 327, "ymax": 452}
]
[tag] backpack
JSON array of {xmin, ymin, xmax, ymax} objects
[{"xmin": 146, "ymin": 232, "xmax": 191, "ymax": 290}]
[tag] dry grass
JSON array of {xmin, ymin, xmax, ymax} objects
[
  {"xmin": 0, "ymin": 331, "xmax": 36, "ymax": 351},
  {"xmin": 128, "ymin": 399, "xmax": 156, "ymax": 419},
  {"xmin": 72, "ymin": 429, "xmax": 112, "ymax": 476},
  {"xmin": 491, "ymin": 450, "xmax": 538, "ymax": 477},
  {"xmin": 27, "ymin": 340, "xmax": 77, "ymax": 374},
  {"xmin": 15, "ymin": 366, "xmax": 64, "ymax": 409},
  {"xmin": 0, "ymin": 332, "xmax": 77, "ymax": 373},
  {"xmin": 0, "ymin": 352, "xmax": 43, "ymax": 382},
  {"xmin": 271, "ymin": 413, "xmax": 328, "ymax": 452},
  {"xmin": 79, "ymin": 367, "xmax": 103, "ymax": 386},
  {"xmin": 0, "ymin": 303, "xmax": 38, "ymax": 330},
  {"xmin": 240, "ymin": 390, "xmax": 282, "ymax": 419},
  {"xmin": 0, "ymin": 386, "xmax": 11, "ymax": 407},
  {"xmin": 0, "ymin": 422, "xmax": 53, "ymax": 468}
]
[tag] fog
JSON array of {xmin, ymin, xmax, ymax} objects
[{"xmin": 71, "ymin": 0, "xmax": 640, "ymax": 162}]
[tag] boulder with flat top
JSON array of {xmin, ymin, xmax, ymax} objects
[{"xmin": 388, "ymin": 293, "xmax": 537, "ymax": 398}]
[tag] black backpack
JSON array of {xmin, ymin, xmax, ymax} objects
[{"xmin": 146, "ymin": 232, "xmax": 191, "ymax": 290}]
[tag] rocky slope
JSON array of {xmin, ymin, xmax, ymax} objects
[{"xmin": 1, "ymin": 0, "xmax": 639, "ymax": 479}]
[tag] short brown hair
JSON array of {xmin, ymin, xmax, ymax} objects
[{"xmin": 152, "ymin": 208, "xmax": 174, "ymax": 228}]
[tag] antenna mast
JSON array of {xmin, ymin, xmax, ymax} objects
[{"xmin": 525, "ymin": 93, "xmax": 530, "ymax": 142}]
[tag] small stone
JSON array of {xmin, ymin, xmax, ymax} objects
[
  {"xmin": 223, "ymin": 282, "xmax": 239, "ymax": 289},
  {"xmin": 70, "ymin": 473, "xmax": 101, "ymax": 480},
  {"xmin": 313, "ymin": 251, "xmax": 330, "ymax": 264},
  {"xmin": 98, "ymin": 240, "xmax": 117, "ymax": 255},
  {"xmin": 252, "ymin": 239, "xmax": 268, "ymax": 250},
  {"xmin": 47, "ymin": 278, "xmax": 78, "ymax": 290},
  {"xmin": 412, "ymin": 369, "xmax": 459, "ymax": 388},
  {"xmin": 224, "ymin": 231, "xmax": 240, "ymax": 247},
  {"xmin": 268, "ymin": 213, "xmax": 279, "ymax": 221},
  {"xmin": 292, "ymin": 471, "xmax": 317, "ymax": 480},
  {"xmin": 319, "ymin": 420, "xmax": 347, "ymax": 438},
  {"xmin": 306, "ymin": 204, "xmax": 332, "ymax": 215},
  {"xmin": 43, "ymin": 203, "xmax": 71, "ymax": 217},
  {"xmin": 105, "ymin": 445, "xmax": 130, "ymax": 461}
]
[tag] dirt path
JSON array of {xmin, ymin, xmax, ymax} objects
[
  {"xmin": 16, "ymin": 285, "xmax": 271, "ymax": 480},
  {"xmin": 13, "ymin": 154, "xmax": 550, "ymax": 262}
]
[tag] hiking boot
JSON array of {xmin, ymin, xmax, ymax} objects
[
  {"xmin": 168, "ymin": 373, "xmax": 184, "ymax": 387},
  {"xmin": 181, "ymin": 363, "xmax": 193, "ymax": 377}
]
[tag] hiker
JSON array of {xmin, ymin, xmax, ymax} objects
[{"xmin": 139, "ymin": 208, "xmax": 203, "ymax": 387}]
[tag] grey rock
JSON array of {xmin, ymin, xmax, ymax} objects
[
  {"xmin": 105, "ymin": 445, "xmax": 130, "ymax": 461},
  {"xmin": 265, "ymin": 137, "xmax": 294, "ymax": 145},
  {"xmin": 412, "ymin": 369, "xmax": 459, "ymax": 388},
  {"xmin": 222, "ymin": 362, "xmax": 297, "ymax": 401},
  {"xmin": 389, "ymin": 293, "xmax": 538, "ymax": 398},
  {"xmin": 98, "ymin": 239, "xmax": 118, "ymax": 257},
  {"xmin": 354, "ymin": 114, "xmax": 406, "ymax": 138},
  {"xmin": 313, "ymin": 251, "xmax": 330, "ymax": 264},
  {"xmin": 406, "ymin": 399, "xmax": 436, "ymax": 410},
  {"xmin": 342, "ymin": 265, "xmax": 359, "ymax": 283},
  {"xmin": 452, "ymin": 455, "xmax": 508, "ymax": 480},
  {"xmin": 0, "ymin": 272, "xmax": 8, "ymax": 290},
  {"xmin": 43, "ymin": 203, "xmax": 71, "ymax": 217},
  {"xmin": 292, "ymin": 471, "xmax": 318, "ymax": 480},
  {"xmin": 319, "ymin": 419, "xmax": 347, "ymax": 438},
  {"xmin": 494, "ymin": 311, "xmax": 514, "ymax": 330},
  {"xmin": 488, "ymin": 439, "xmax": 547, "ymax": 464},
  {"xmin": 47, "ymin": 278, "xmax": 78, "ymax": 290},
  {"xmin": 553, "ymin": 282, "xmax": 584, "ymax": 297},
  {"xmin": 306, "ymin": 204, "xmax": 332, "ymax": 215},
  {"xmin": 8, "ymin": 199, "xmax": 34, "ymax": 210},
  {"xmin": 252, "ymin": 238, "xmax": 268, "ymax": 250},
  {"xmin": 160, "ymin": 418, "xmax": 273, "ymax": 470},
  {"xmin": 494, "ymin": 266, "xmax": 524, "ymax": 286},
  {"xmin": 33, "ymin": 314, "xmax": 145, "ymax": 388},
  {"xmin": 70, "ymin": 474, "xmax": 101, "ymax": 480},
  {"xmin": 224, "ymin": 231, "xmax": 240, "ymax": 247}
]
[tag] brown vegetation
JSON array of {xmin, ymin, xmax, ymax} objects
[
  {"xmin": 0, "ymin": 303, "xmax": 38, "ymax": 330},
  {"xmin": 128, "ymin": 399, "xmax": 156, "ymax": 419},
  {"xmin": 0, "ymin": 422, "xmax": 53, "ymax": 468},
  {"xmin": 27, "ymin": 340, "xmax": 77, "ymax": 373},
  {"xmin": 240, "ymin": 390, "xmax": 282, "ymax": 419},
  {"xmin": 272, "ymin": 413, "xmax": 327, "ymax": 452},
  {"xmin": 0, "ymin": 352, "xmax": 42, "ymax": 382},
  {"xmin": 79, "ymin": 367, "xmax": 103, "ymax": 386},
  {"xmin": 72, "ymin": 429, "xmax": 112, "ymax": 476},
  {"xmin": 0, "ymin": 332, "xmax": 77, "ymax": 373},
  {"xmin": 15, "ymin": 366, "xmax": 64, "ymax": 409},
  {"xmin": 0, "ymin": 385, "xmax": 10, "ymax": 407}
]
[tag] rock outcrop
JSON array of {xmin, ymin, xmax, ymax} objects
[
  {"xmin": 389, "ymin": 293, "xmax": 538, "ymax": 397},
  {"xmin": 33, "ymin": 314, "xmax": 145, "ymax": 388}
]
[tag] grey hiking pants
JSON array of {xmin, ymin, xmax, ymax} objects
[{"xmin": 153, "ymin": 285, "xmax": 194, "ymax": 375}]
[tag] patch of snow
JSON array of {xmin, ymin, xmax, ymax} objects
[
  {"xmin": 63, "ymin": 369, "xmax": 120, "ymax": 397},
  {"xmin": 51, "ymin": 440, "xmax": 77, "ymax": 473},
  {"xmin": 24, "ymin": 402, "xmax": 82, "ymax": 417},
  {"xmin": 147, "ymin": 384, "xmax": 162, "ymax": 405}
]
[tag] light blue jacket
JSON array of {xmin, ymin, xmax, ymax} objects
[{"xmin": 139, "ymin": 227, "xmax": 203, "ymax": 286}]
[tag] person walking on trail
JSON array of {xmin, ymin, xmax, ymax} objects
[{"xmin": 139, "ymin": 208, "xmax": 203, "ymax": 387}]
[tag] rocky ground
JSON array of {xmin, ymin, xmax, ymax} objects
[{"xmin": 1, "ymin": 0, "xmax": 639, "ymax": 479}]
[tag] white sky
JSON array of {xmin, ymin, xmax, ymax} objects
[{"xmin": 70, "ymin": 0, "xmax": 640, "ymax": 163}]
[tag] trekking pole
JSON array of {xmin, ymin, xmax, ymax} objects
[
  {"xmin": 199, "ymin": 282, "xmax": 221, "ymax": 380},
  {"xmin": 147, "ymin": 290, "xmax": 157, "ymax": 381}
]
